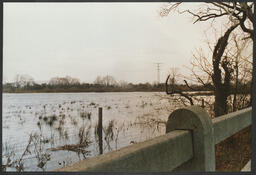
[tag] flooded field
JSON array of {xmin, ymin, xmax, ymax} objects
[{"xmin": 2, "ymin": 92, "xmax": 213, "ymax": 171}]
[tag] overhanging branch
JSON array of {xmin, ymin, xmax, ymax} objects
[{"xmin": 165, "ymin": 75, "xmax": 194, "ymax": 105}]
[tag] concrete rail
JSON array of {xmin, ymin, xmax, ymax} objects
[
  {"xmin": 56, "ymin": 106, "xmax": 252, "ymax": 172},
  {"xmin": 56, "ymin": 130, "xmax": 193, "ymax": 172},
  {"xmin": 212, "ymin": 107, "xmax": 252, "ymax": 144}
]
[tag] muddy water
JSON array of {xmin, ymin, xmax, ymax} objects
[{"xmin": 2, "ymin": 92, "xmax": 213, "ymax": 171}]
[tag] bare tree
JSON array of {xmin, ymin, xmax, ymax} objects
[
  {"xmin": 65, "ymin": 76, "xmax": 80, "ymax": 85},
  {"xmin": 118, "ymin": 80, "xmax": 129, "ymax": 88},
  {"xmin": 161, "ymin": 2, "xmax": 253, "ymax": 117},
  {"xmin": 93, "ymin": 75, "xmax": 117, "ymax": 87},
  {"xmin": 165, "ymin": 67, "xmax": 194, "ymax": 106},
  {"xmin": 14, "ymin": 74, "xmax": 35, "ymax": 87},
  {"xmin": 160, "ymin": 2, "xmax": 254, "ymax": 39},
  {"xmin": 49, "ymin": 76, "xmax": 80, "ymax": 86},
  {"xmin": 180, "ymin": 29, "xmax": 252, "ymax": 116},
  {"xmin": 226, "ymin": 33, "xmax": 253, "ymax": 111},
  {"xmin": 168, "ymin": 67, "xmax": 180, "ymax": 86},
  {"xmin": 94, "ymin": 76, "xmax": 103, "ymax": 85},
  {"xmin": 103, "ymin": 75, "xmax": 117, "ymax": 87}
]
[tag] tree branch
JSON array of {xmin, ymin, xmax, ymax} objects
[{"xmin": 165, "ymin": 75, "xmax": 194, "ymax": 105}]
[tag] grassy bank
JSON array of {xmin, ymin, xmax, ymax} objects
[{"xmin": 215, "ymin": 125, "xmax": 251, "ymax": 171}]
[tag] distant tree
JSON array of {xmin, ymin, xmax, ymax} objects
[
  {"xmin": 65, "ymin": 76, "xmax": 80, "ymax": 85},
  {"xmin": 93, "ymin": 75, "xmax": 117, "ymax": 87},
  {"xmin": 49, "ymin": 76, "xmax": 80, "ymax": 86},
  {"xmin": 152, "ymin": 81, "xmax": 159, "ymax": 86},
  {"xmin": 118, "ymin": 80, "xmax": 129, "ymax": 88},
  {"xmin": 168, "ymin": 67, "xmax": 180, "ymax": 87},
  {"xmin": 102, "ymin": 75, "xmax": 117, "ymax": 86},
  {"xmin": 49, "ymin": 77, "xmax": 68, "ymax": 85},
  {"xmin": 127, "ymin": 83, "xmax": 134, "ymax": 89},
  {"xmin": 145, "ymin": 82, "xmax": 152, "ymax": 88},
  {"xmin": 14, "ymin": 74, "xmax": 35, "ymax": 87},
  {"xmin": 93, "ymin": 76, "xmax": 103, "ymax": 85}
]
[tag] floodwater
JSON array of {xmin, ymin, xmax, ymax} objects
[{"xmin": 2, "ymin": 92, "xmax": 213, "ymax": 171}]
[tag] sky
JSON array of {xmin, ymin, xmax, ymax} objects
[{"xmin": 3, "ymin": 2, "xmax": 221, "ymax": 84}]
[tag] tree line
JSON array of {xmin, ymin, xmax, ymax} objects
[{"xmin": 3, "ymin": 74, "xmax": 251, "ymax": 94}]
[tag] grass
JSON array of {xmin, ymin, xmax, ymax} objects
[
  {"xmin": 2, "ymin": 133, "xmax": 51, "ymax": 172},
  {"xmin": 4, "ymin": 102, "xmax": 96, "ymax": 171},
  {"xmin": 71, "ymin": 118, "xmax": 78, "ymax": 126},
  {"xmin": 50, "ymin": 115, "xmax": 57, "ymax": 121},
  {"xmin": 43, "ymin": 116, "xmax": 48, "ymax": 122},
  {"xmin": 215, "ymin": 126, "xmax": 251, "ymax": 171},
  {"xmin": 80, "ymin": 111, "xmax": 91, "ymax": 120},
  {"xmin": 49, "ymin": 125, "xmax": 92, "ymax": 159},
  {"xmin": 89, "ymin": 102, "xmax": 96, "ymax": 106}
]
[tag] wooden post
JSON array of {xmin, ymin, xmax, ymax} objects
[
  {"xmin": 98, "ymin": 107, "xmax": 103, "ymax": 154},
  {"xmin": 202, "ymin": 99, "xmax": 205, "ymax": 108}
]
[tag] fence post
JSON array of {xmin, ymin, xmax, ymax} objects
[
  {"xmin": 98, "ymin": 107, "xmax": 103, "ymax": 154},
  {"xmin": 166, "ymin": 106, "xmax": 215, "ymax": 171},
  {"xmin": 202, "ymin": 99, "xmax": 205, "ymax": 108}
]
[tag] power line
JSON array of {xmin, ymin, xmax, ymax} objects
[{"xmin": 154, "ymin": 62, "xmax": 163, "ymax": 84}]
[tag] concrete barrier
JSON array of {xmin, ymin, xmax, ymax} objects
[
  {"xmin": 56, "ymin": 106, "xmax": 251, "ymax": 172},
  {"xmin": 56, "ymin": 130, "xmax": 193, "ymax": 172},
  {"xmin": 166, "ymin": 106, "xmax": 215, "ymax": 171},
  {"xmin": 212, "ymin": 107, "xmax": 252, "ymax": 144}
]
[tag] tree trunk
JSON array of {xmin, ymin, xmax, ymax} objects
[
  {"xmin": 212, "ymin": 24, "xmax": 238, "ymax": 117},
  {"xmin": 214, "ymin": 84, "xmax": 230, "ymax": 116},
  {"xmin": 233, "ymin": 59, "xmax": 238, "ymax": 112}
]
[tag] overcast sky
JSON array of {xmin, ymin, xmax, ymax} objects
[{"xmin": 3, "ymin": 2, "xmax": 220, "ymax": 84}]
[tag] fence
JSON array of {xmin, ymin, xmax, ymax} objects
[{"xmin": 55, "ymin": 106, "xmax": 252, "ymax": 172}]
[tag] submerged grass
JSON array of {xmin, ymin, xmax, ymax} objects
[{"xmin": 3, "ymin": 94, "xmax": 190, "ymax": 171}]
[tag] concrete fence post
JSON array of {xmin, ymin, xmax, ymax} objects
[{"xmin": 166, "ymin": 106, "xmax": 215, "ymax": 171}]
